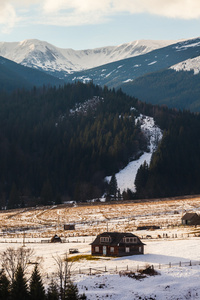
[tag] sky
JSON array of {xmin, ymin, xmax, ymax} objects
[{"xmin": 0, "ymin": 0, "xmax": 200, "ymax": 50}]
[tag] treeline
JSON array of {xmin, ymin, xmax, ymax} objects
[
  {"xmin": 135, "ymin": 111, "xmax": 200, "ymax": 198},
  {"xmin": 0, "ymin": 265, "xmax": 85, "ymax": 300},
  {"xmin": 0, "ymin": 247, "xmax": 85, "ymax": 300}
]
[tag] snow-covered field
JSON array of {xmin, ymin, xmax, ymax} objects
[
  {"xmin": 1, "ymin": 236, "xmax": 200, "ymax": 299},
  {"xmin": 1, "ymin": 196, "xmax": 200, "ymax": 298}
]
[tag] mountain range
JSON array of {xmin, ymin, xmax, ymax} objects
[
  {"xmin": 1, "ymin": 37, "xmax": 200, "ymax": 111},
  {"xmin": 0, "ymin": 39, "xmax": 176, "ymax": 75}
]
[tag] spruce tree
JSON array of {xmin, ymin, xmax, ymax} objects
[
  {"xmin": 0, "ymin": 270, "xmax": 10, "ymax": 300},
  {"xmin": 65, "ymin": 281, "xmax": 79, "ymax": 300},
  {"xmin": 29, "ymin": 264, "xmax": 46, "ymax": 300},
  {"xmin": 10, "ymin": 265, "xmax": 29, "ymax": 300},
  {"xmin": 47, "ymin": 279, "xmax": 59, "ymax": 300},
  {"xmin": 108, "ymin": 174, "xmax": 118, "ymax": 199},
  {"xmin": 134, "ymin": 161, "xmax": 149, "ymax": 198}
]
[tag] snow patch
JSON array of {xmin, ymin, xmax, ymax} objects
[
  {"xmin": 170, "ymin": 56, "xmax": 200, "ymax": 75},
  {"xmin": 123, "ymin": 79, "xmax": 133, "ymax": 83},
  {"xmin": 148, "ymin": 61, "xmax": 157, "ymax": 65}
]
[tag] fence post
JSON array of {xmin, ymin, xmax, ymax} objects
[
  {"xmin": 116, "ymin": 266, "xmax": 117, "ymax": 272},
  {"xmin": 169, "ymin": 262, "xmax": 171, "ymax": 268},
  {"xmin": 159, "ymin": 264, "xmax": 161, "ymax": 269},
  {"xmin": 127, "ymin": 265, "xmax": 128, "ymax": 271},
  {"xmin": 179, "ymin": 261, "xmax": 181, "ymax": 267},
  {"xmin": 89, "ymin": 268, "xmax": 91, "ymax": 275},
  {"xmin": 105, "ymin": 266, "xmax": 107, "ymax": 272},
  {"xmin": 189, "ymin": 261, "xmax": 192, "ymax": 266}
]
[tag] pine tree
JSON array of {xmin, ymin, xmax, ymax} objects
[
  {"xmin": 65, "ymin": 281, "xmax": 79, "ymax": 300},
  {"xmin": 0, "ymin": 270, "xmax": 10, "ymax": 300},
  {"xmin": 79, "ymin": 293, "xmax": 87, "ymax": 300},
  {"xmin": 10, "ymin": 265, "xmax": 29, "ymax": 300},
  {"xmin": 108, "ymin": 174, "xmax": 118, "ymax": 199},
  {"xmin": 29, "ymin": 264, "xmax": 46, "ymax": 300},
  {"xmin": 46, "ymin": 279, "xmax": 59, "ymax": 300},
  {"xmin": 134, "ymin": 161, "xmax": 149, "ymax": 198}
]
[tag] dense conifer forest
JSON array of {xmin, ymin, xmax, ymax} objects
[
  {"xmin": 122, "ymin": 69, "xmax": 200, "ymax": 112},
  {"xmin": 0, "ymin": 81, "xmax": 200, "ymax": 208},
  {"xmin": 0, "ymin": 82, "xmax": 148, "ymax": 207},
  {"xmin": 135, "ymin": 111, "xmax": 200, "ymax": 199}
]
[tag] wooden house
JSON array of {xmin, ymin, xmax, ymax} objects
[
  {"xmin": 181, "ymin": 213, "xmax": 200, "ymax": 225},
  {"xmin": 91, "ymin": 232, "xmax": 145, "ymax": 257}
]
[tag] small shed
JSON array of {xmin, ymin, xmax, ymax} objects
[
  {"xmin": 181, "ymin": 213, "xmax": 200, "ymax": 225},
  {"xmin": 64, "ymin": 224, "xmax": 75, "ymax": 230},
  {"xmin": 51, "ymin": 234, "xmax": 62, "ymax": 243},
  {"xmin": 91, "ymin": 232, "xmax": 145, "ymax": 257}
]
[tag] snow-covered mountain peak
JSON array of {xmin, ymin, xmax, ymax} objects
[{"xmin": 0, "ymin": 38, "xmax": 179, "ymax": 75}]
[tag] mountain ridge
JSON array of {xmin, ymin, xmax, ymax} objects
[
  {"xmin": 66, "ymin": 37, "xmax": 200, "ymax": 88},
  {"xmin": 0, "ymin": 38, "xmax": 179, "ymax": 76}
]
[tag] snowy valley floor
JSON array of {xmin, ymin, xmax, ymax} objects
[
  {"xmin": 0, "ymin": 197, "xmax": 200, "ymax": 299},
  {"xmin": 0, "ymin": 236, "xmax": 200, "ymax": 299}
]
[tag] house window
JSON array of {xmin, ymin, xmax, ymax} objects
[
  {"xmin": 125, "ymin": 247, "xmax": 130, "ymax": 253},
  {"xmin": 100, "ymin": 237, "xmax": 111, "ymax": 243},
  {"xmin": 124, "ymin": 237, "xmax": 137, "ymax": 243},
  {"xmin": 139, "ymin": 247, "xmax": 142, "ymax": 253},
  {"xmin": 110, "ymin": 247, "xmax": 114, "ymax": 253},
  {"xmin": 95, "ymin": 246, "xmax": 99, "ymax": 252}
]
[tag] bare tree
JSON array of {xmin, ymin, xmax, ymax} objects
[
  {"xmin": 0, "ymin": 247, "xmax": 34, "ymax": 283},
  {"xmin": 53, "ymin": 252, "xmax": 74, "ymax": 300}
]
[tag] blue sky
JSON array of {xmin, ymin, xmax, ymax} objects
[{"xmin": 0, "ymin": 0, "xmax": 200, "ymax": 49}]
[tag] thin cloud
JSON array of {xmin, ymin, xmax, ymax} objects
[
  {"xmin": 41, "ymin": 0, "xmax": 200, "ymax": 20},
  {"xmin": 0, "ymin": 3, "xmax": 18, "ymax": 33},
  {"xmin": 1, "ymin": 0, "xmax": 200, "ymax": 34}
]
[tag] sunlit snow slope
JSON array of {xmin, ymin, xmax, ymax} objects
[{"xmin": 106, "ymin": 115, "xmax": 162, "ymax": 192}]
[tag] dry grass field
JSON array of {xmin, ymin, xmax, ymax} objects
[{"xmin": 1, "ymin": 195, "xmax": 200, "ymax": 239}]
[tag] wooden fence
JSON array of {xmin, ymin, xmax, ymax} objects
[{"xmin": 65, "ymin": 259, "xmax": 200, "ymax": 277}]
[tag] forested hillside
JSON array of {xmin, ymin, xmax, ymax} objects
[
  {"xmin": 0, "ymin": 82, "xmax": 151, "ymax": 207},
  {"xmin": 135, "ymin": 111, "xmax": 200, "ymax": 198},
  {"xmin": 0, "ymin": 56, "xmax": 63, "ymax": 92},
  {"xmin": 1, "ymin": 81, "xmax": 200, "ymax": 208},
  {"xmin": 121, "ymin": 69, "xmax": 200, "ymax": 112}
]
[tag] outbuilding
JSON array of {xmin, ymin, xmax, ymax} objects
[
  {"xmin": 51, "ymin": 234, "xmax": 62, "ymax": 243},
  {"xmin": 181, "ymin": 213, "xmax": 200, "ymax": 225},
  {"xmin": 64, "ymin": 224, "xmax": 75, "ymax": 230}
]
